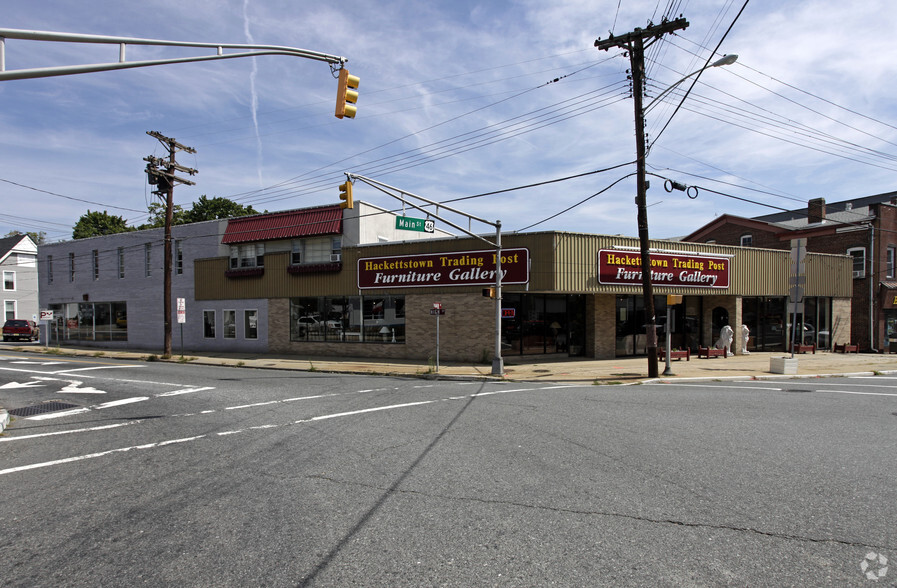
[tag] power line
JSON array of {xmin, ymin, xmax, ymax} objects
[{"xmin": 0, "ymin": 178, "xmax": 146, "ymax": 214}]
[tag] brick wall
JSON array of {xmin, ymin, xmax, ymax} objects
[{"xmin": 269, "ymin": 292, "xmax": 495, "ymax": 363}]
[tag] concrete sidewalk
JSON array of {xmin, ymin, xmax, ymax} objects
[{"xmin": 3, "ymin": 343, "xmax": 896, "ymax": 384}]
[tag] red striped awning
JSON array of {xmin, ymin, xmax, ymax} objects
[{"xmin": 222, "ymin": 205, "xmax": 343, "ymax": 244}]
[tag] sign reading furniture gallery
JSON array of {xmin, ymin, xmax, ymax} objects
[
  {"xmin": 358, "ymin": 248, "xmax": 530, "ymax": 289},
  {"xmin": 598, "ymin": 249, "xmax": 731, "ymax": 288}
]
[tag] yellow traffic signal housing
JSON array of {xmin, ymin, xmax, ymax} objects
[
  {"xmin": 338, "ymin": 180, "xmax": 354, "ymax": 209},
  {"xmin": 482, "ymin": 287, "xmax": 495, "ymax": 298},
  {"xmin": 335, "ymin": 68, "xmax": 360, "ymax": 119}
]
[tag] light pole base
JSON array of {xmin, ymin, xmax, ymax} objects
[{"xmin": 491, "ymin": 356, "xmax": 504, "ymax": 376}]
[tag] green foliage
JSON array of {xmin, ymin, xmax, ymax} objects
[
  {"xmin": 182, "ymin": 195, "xmax": 258, "ymax": 223},
  {"xmin": 4, "ymin": 230, "xmax": 47, "ymax": 245},
  {"xmin": 74, "ymin": 196, "xmax": 258, "ymax": 238},
  {"xmin": 73, "ymin": 210, "xmax": 134, "ymax": 239},
  {"xmin": 138, "ymin": 202, "xmax": 186, "ymax": 229}
]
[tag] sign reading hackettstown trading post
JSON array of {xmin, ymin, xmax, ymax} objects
[
  {"xmin": 598, "ymin": 249, "xmax": 730, "ymax": 288},
  {"xmin": 358, "ymin": 248, "xmax": 529, "ymax": 289}
]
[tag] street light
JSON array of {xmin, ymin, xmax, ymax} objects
[
  {"xmin": 645, "ymin": 54, "xmax": 738, "ymax": 114},
  {"xmin": 633, "ymin": 53, "xmax": 737, "ymax": 377}
]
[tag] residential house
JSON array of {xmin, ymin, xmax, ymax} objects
[{"xmin": 0, "ymin": 234, "xmax": 39, "ymax": 322}]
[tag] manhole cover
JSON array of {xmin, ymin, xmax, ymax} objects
[{"xmin": 8, "ymin": 401, "xmax": 80, "ymax": 417}]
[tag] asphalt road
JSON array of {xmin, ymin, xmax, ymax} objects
[{"xmin": 0, "ymin": 350, "xmax": 895, "ymax": 586}]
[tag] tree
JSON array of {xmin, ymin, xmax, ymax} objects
[
  {"xmin": 138, "ymin": 202, "xmax": 186, "ymax": 230},
  {"xmin": 72, "ymin": 210, "xmax": 134, "ymax": 239},
  {"xmin": 182, "ymin": 195, "xmax": 258, "ymax": 223},
  {"xmin": 5, "ymin": 230, "xmax": 47, "ymax": 245}
]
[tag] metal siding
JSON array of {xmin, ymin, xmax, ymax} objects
[
  {"xmin": 222, "ymin": 206, "xmax": 342, "ymax": 244},
  {"xmin": 196, "ymin": 232, "xmax": 853, "ymax": 300}
]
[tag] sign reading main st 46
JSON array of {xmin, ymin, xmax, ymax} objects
[{"xmin": 395, "ymin": 216, "xmax": 435, "ymax": 233}]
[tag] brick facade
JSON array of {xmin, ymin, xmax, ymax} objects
[
  {"xmin": 684, "ymin": 197, "xmax": 897, "ymax": 351},
  {"xmin": 269, "ymin": 293, "xmax": 496, "ymax": 364}
]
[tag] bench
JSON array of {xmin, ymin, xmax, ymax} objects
[
  {"xmin": 833, "ymin": 343, "xmax": 858, "ymax": 353},
  {"xmin": 697, "ymin": 346, "xmax": 727, "ymax": 359},
  {"xmin": 658, "ymin": 348, "xmax": 690, "ymax": 361},
  {"xmin": 791, "ymin": 343, "xmax": 816, "ymax": 354}
]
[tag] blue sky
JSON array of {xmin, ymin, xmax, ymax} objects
[{"xmin": 2, "ymin": 0, "xmax": 896, "ymax": 243}]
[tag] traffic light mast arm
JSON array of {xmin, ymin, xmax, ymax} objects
[
  {"xmin": 348, "ymin": 174, "xmax": 498, "ymax": 246},
  {"xmin": 0, "ymin": 28, "xmax": 346, "ymax": 81},
  {"xmin": 346, "ymin": 172, "xmax": 506, "ymax": 376}
]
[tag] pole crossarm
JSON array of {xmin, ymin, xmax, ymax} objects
[
  {"xmin": 0, "ymin": 28, "xmax": 346, "ymax": 81},
  {"xmin": 594, "ymin": 17, "xmax": 689, "ymax": 52}
]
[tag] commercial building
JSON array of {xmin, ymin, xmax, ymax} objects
[
  {"xmin": 38, "ymin": 203, "xmax": 854, "ymax": 361},
  {"xmin": 683, "ymin": 192, "xmax": 897, "ymax": 352},
  {"xmin": 36, "ymin": 202, "xmax": 449, "ymax": 351}
]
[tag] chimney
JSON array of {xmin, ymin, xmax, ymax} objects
[{"xmin": 807, "ymin": 198, "xmax": 826, "ymax": 224}]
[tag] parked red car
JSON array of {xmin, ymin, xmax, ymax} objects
[{"xmin": 2, "ymin": 319, "xmax": 40, "ymax": 342}]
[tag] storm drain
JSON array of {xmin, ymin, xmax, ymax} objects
[
  {"xmin": 8, "ymin": 401, "xmax": 80, "ymax": 417},
  {"xmin": 783, "ymin": 389, "xmax": 813, "ymax": 393}
]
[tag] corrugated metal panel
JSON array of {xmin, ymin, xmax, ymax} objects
[
  {"xmin": 805, "ymin": 252, "xmax": 852, "ymax": 297},
  {"xmin": 222, "ymin": 206, "xmax": 342, "ymax": 244},
  {"xmin": 196, "ymin": 231, "xmax": 853, "ymax": 300}
]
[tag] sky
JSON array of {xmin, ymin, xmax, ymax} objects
[{"xmin": 2, "ymin": 0, "xmax": 896, "ymax": 244}]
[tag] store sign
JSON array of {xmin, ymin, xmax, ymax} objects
[
  {"xmin": 358, "ymin": 248, "xmax": 529, "ymax": 289},
  {"xmin": 598, "ymin": 249, "xmax": 730, "ymax": 289}
]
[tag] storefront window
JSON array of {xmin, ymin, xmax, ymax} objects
[
  {"xmin": 203, "ymin": 310, "xmax": 216, "ymax": 338},
  {"xmin": 502, "ymin": 294, "xmax": 584, "ymax": 356},
  {"xmin": 245, "ymin": 310, "xmax": 258, "ymax": 340},
  {"xmin": 289, "ymin": 296, "xmax": 404, "ymax": 343},
  {"xmin": 223, "ymin": 310, "xmax": 236, "ymax": 339},
  {"xmin": 48, "ymin": 301, "xmax": 128, "ymax": 344}
]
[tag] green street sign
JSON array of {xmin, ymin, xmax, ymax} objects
[{"xmin": 395, "ymin": 216, "xmax": 435, "ymax": 233}]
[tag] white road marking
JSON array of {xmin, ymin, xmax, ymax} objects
[
  {"xmin": 96, "ymin": 397, "xmax": 150, "ymax": 409},
  {"xmin": 50, "ymin": 365, "xmax": 139, "ymax": 374},
  {"xmin": 0, "ymin": 421, "xmax": 141, "ymax": 442},
  {"xmin": 821, "ymin": 390, "xmax": 897, "ymax": 397},
  {"xmin": 0, "ymin": 384, "xmax": 639, "ymax": 474},
  {"xmin": 11, "ymin": 361, "xmax": 66, "ymax": 365},
  {"xmin": 0, "ymin": 436, "xmax": 205, "ymax": 476},
  {"xmin": 59, "ymin": 382, "xmax": 106, "ymax": 394},
  {"xmin": 156, "ymin": 386, "xmax": 214, "ymax": 397},
  {"xmin": 27, "ymin": 407, "xmax": 92, "ymax": 420},
  {"xmin": 0, "ymin": 381, "xmax": 45, "ymax": 389}
]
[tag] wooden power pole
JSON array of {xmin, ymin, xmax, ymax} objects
[
  {"xmin": 595, "ymin": 18, "xmax": 688, "ymax": 378},
  {"xmin": 144, "ymin": 131, "xmax": 197, "ymax": 358}
]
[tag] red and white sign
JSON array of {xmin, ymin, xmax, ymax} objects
[
  {"xmin": 358, "ymin": 248, "xmax": 529, "ymax": 290},
  {"xmin": 598, "ymin": 249, "xmax": 730, "ymax": 289}
]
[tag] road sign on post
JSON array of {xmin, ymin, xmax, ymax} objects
[{"xmin": 396, "ymin": 216, "xmax": 435, "ymax": 233}]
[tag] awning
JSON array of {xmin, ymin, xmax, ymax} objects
[{"xmin": 222, "ymin": 205, "xmax": 343, "ymax": 244}]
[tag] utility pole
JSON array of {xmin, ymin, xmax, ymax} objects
[
  {"xmin": 595, "ymin": 17, "xmax": 688, "ymax": 378},
  {"xmin": 144, "ymin": 131, "xmax": 197, "ymax": 358}
]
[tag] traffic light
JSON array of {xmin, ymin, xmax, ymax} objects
[
  {"xmin": 482, "ymin": 287, "xmax": 495, "ymax": 298},
  {"xmin": 338, "ymin": 179, "xmax": 354, "ymax": 209},
  {"xmin": 335, "ymin": 68, "xmax": 360, "ymax": 119}
]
